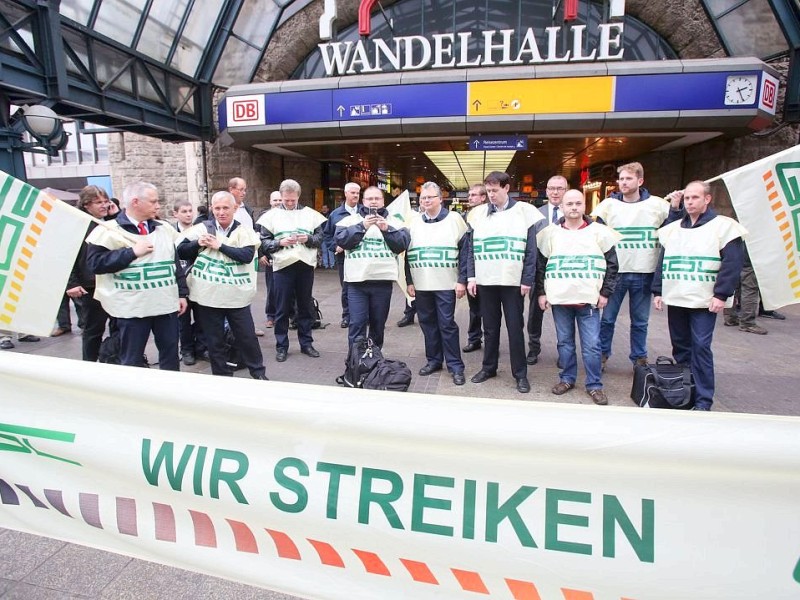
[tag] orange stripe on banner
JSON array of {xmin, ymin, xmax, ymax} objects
[
  {"xmin": 25, "ymin": 235, "xmax": 37, "ymax": 247},
  {"xmin": 787, "ymin": 242, "xmax": 795, "ymax": 251},
  {"xmin": 188, "ymin": 510, "xmax": 217, "ymax": 547},
  {"xmin": 30, "ymin": 223, "xmax": 42, "ymax": 235},
  {"xmin": 762, "ymin": 170, "xmax": 772, "ymax": 181},
  {"xmin": 8, "ymin": 292, "xmax": 19, "ymax": 302},
  {"xmin": 21, "ymin": 247, "xmax": 32, "ymax": 259},
  {"xmin": 451, "ymin": 569, "xmax": 489, "ymax": 594},
  {"xmin": 766, "ymin": 179, "xmax": 776, "ymax": 190},
  {"xmin": 772, "ymin": 202, "xmax": 783, "ymax": 211},
  {"xmin": 768, "ymin": 191, "xmax": 779, "ymax": 201},
  {"xmin": 0, "ymin": 314, "xmax": 11, "ymax": 325},
  {"xmin": 352, "ymin": 549, "xmax": 391, "ymax": 576},
  {"xmin": 34, "ymin": 212, "xmax": 47, "ymax": 224},
  {"xmin": 13, "ymin": 270, "xmax": 25, "ymax": 281},
  {"xmin": 562, "ymin": 589, "xmax": 594, "ymax": 600},
  {"xmin": 775, "ymin": 210, "xmax": 787, "ymax": 220},
  {"xmin": 307, "ymin": 538, "xmax": 345, "ymax": 567},
  {"xmin": 41, "ymin": 199, "xmax": 52, "ymax": 211},
  {"xmin": 4, "ymin": 303, "xmax": 17, "ymax": 313},
  {"xmin": 17, "ymin": 258, "xmax": 29, "ymax": 270},
  {"xmin": 780, "ymin": 221, "xmax": 790, "ymax": 232},
  {"xmin": 400, "ymin": 558, "xmax": 439, "ymax": 584},
  {"xmin": 784, "ymin": 232, "xmax": 793, "ymax": 241},
  {"xmin": 265, "ymin": 528, "xmax": 301, "ymax": 560},
  {"xmin": 791, "ymin": 279, "xmax": 800, "ymax": 289},
  {"xmin": 506, "ymin": 578, "xmax": 543, "ymax": 600},
  {"xmin": 11, "ymin": 281, "xmax": 22, "ymax": 292},
  {"xmin": 226, "ymin": 519, "xmax": 258, "ymax": 553}
]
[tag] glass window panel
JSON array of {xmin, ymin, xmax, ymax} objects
[
  {"xmin": 0, "ymin": 4, "xmax": 35, "ymax": 55},
  {"xmin": 59, "ymin": 0, "xmax": 94, "ymax": 25},
  {"xmin": 167, "ymin": 79, "xmax": 197, "ymax": 115},
  {"xmin": 135, "ymin": 64, "xmax": 163, "ymax": 103},
  {"xmin": 233, "ymin": 0, "xmax": 279, "ymax": 47},
  {"xmin": 717, "ymin": 0, "xmax": 788, "ymax": 57},
  {"xmin": 138, "ymin": 0, "xmax": 190, "ymax": 62},
  {"xmin": 212, "ymin": 37, "xmax": 261, "ymax": 87},
  {"xmin": 61, "ymin": 29, "xmax": 90, "ymax": 76},
  {"xmin": 173, "ymin": 0, "xmax": 225, "ymax": 75},
  {"xmin": 94, "ymin": 0, "xmax": 146, "ymax": 46},
  {"xmin": 704, "ymin": 0, "xmax": 747, "ymax": 17},
  {"xmin": 93, "ymin": 43, "xmax": 134, "ymax": 94}
]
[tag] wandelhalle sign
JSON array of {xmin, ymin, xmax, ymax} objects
[{"xmin": 317, "ymin": 0, "xmax": 628, "ymax": 76}]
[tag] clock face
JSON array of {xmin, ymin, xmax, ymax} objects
[{"xmin": 725, "ymin": 75, "xmax": 758, "ymax": 105}]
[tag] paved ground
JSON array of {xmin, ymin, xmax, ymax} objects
[{"xmin": 2, "ymin": 268, "xmax": 799, "ymax": 598}]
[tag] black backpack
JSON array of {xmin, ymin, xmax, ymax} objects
[
  {"xmin": 98, "ymin": 331, "xmax": 149, "ymax": 367},
  {"xmin": 310, "ymin": 296, "xmax": 324, "ymax": 330},
  {"xmin": 362, "ymin": 359, "xmax": 412, "ymax": 392},
  {"xmin": 337, "ymin": 336, "xmax": 383, "ymax": 388},
  {"xmin": 631, "ymin": 356, "xmax": 694, "ymax": 409}
]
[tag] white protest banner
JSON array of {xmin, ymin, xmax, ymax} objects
[
  {"xmin": 0, "ymin": 170, "xmax": 92, "ymax": 335},
  {"xmin": 385, "ymin": 190, "xmax": 414, "ymax": 301},
  {"xmin": 1, "ymin": 352, "xmax": 799, "ymax": 600},
  {"xmin": 716, "ymin": 144, "xmax": 800, "ymax": 309}
]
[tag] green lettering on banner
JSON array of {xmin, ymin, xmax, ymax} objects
[
  {"xmin": 358, "ymin": 468, "xmax": 404, "ymax": 529},
  {"xmin": 793, "ymin": 555, "xmax": 800, "ymax": 583},
  {"xmin": 485, "ymin": 483, "xmax": 537, "ymax": 547},
  {"xmin": 0, "ymin": 422, "xmax": 80, "ymax": 466},
  {"xmin": 411, "ymin": 474, "xmax": 454, "ymax": 537},
  {"xmin": 544, "ymin": 488, "xmax": 592, "ymax": 556},
  {"xmin": 270, "ymin": 457, "xmax": 309, "ymax": 513},
  {"xmin": 209, "ymin": 449, "xmax": 249, "ymax": 504},
  {"xmin": 462, "ymin": 478, "xmax": 477, "ymax": 540},
  {"xmin": 317, "ymin": 461, "xmax": 357, "ymax": 519},
  {"xmin": 141, "ymin": 439, "xmax": 195, "ymax": 491},
  {"xmin": 193, "ymin": 445, "xmax": 207, "ymax": 495},
  {"xmin": 602, "ymin": 494, "xmax": 655, "ymax": 563}
]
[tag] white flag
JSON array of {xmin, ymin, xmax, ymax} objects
[
  {"xmin": 385, "ymin": 190, "xmax": 414, "ymax": 302},
  {"xmin": 0, "ymin": 170, "xmax": 92, "ymax": 336},
  {"xmin": 719, "ymin": 144, "xmax": 800, "ymax": 309}
]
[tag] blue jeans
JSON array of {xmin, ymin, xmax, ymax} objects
[
  {"xmin": 600, "ymin": 272, "xmax": 653, "ymax": 362},
  {"xmin": 552, "ymin": 304, "xmax": 603, "ymax": 389}
]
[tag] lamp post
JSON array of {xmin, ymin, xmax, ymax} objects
[{"xmin": 0, "ymin": 93, "xmax": 68, "ymax": 182}]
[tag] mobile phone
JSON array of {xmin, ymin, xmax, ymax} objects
[{"xmin": 369, "ymin": 207, "xmax": 378, "ymax": 216}]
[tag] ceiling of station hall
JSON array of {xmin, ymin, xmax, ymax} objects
[{"xmin": 259, "ymin": 132, "xmax": 702, "ymax": 191}]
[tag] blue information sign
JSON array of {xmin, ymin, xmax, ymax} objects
[
  {"xmin": 469, "ymin": 135, "xmax": 528, "ymax": 151},
  {"xmin": 334, "ymin": 82, "xmax": 467, "ymax": 120}
]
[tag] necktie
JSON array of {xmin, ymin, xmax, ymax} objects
[
  {"xmin": 138, "ymin": 222, "xmax": 148, "ymax": 236},
  {"xmin": 552, "ymin": 207, "xmax": 558, "ymax": 224}
]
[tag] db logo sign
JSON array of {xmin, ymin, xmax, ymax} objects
[
  {"xmin": 226, "ymin": 94, "xmax": 265, "ymax": 127},
  {"xmin": 759, "ymin": 73, "xmax": 779, "ymax": 115}
]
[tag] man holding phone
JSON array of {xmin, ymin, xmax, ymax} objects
[{"xmin": 335, "ymin": 186, "xmax": 410, "ymax": 348}]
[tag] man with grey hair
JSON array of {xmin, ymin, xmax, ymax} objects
[
  {"xmin": 178, "ymin": 191, "xmax": 267, "ymax": 379},
  {"xmin": 259, "ymin": 179, "xmax": 326, "ymax": 362},
  {"xmin": 325, "ymin": 181, "xmax": 362, "ymax": 328},
  {"xmin": 229, "ymin": 177, "xmax": 254, "ymax": 229},
  {"xmin": 86, "ymin": 181, "xmax": 188, "ymax": 369}
]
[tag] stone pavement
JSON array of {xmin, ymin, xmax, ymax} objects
[{"xmin": 2, "ymin": 268, "xmax": 799, "ymax": 599}]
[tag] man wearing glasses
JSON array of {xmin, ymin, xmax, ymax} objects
[
  {"xmin": 228, "ymin": 177, "xmax": 254, "ymax": 230},
  {"xmin": 526, "ymin": 175, "xmax": 567, "ymax": 366}
]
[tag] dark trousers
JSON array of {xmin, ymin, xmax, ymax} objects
[
  {"xmin": 667, "ymin": 305, "xmax": 717, "ymax": 409},
  {"xmin": 336, "ymin": 255, "xmax": 349, "ymax": 319},
  {"xmin": 79, "ymin": 295, "xmax": 108, "ymax": 362},
  {"xmin": 116, "ymin": 312, "xmax": 180, "ymax": 370},
  {"xmin": 178, "ymin": 300, "xmax": 205, "ymax": 355},
  {"xmin": 478, "ymin": 285, "xmax": 527, "ymax": 380},
  {"xmin": 466, "ymin": 291, "xmax": 482, "ymax": 344},
  {"xmin": 57, "ymin": 294, "xmax": 84, "ymax": 329},
  {"xmin": 195, "ymin": 304, "xmax": 265, "ymax": 378},
  {"xmin": 526, "ymin": 289, "xmax": 545, "ymax": 356},
  {"xmin": 347, "ymin": 280, "xmax": 393, "ymax": 347},
  {"xmin": 264, "ymin": 264, "xmax": 276, "ymax": 321},
  {"xmin": 416, "ymin": 289, "xmax": 464, "ymax": 373},
  {"xmin": 403, "ymin": 300, "xmax": 416, "ymax": 319},
  {"xmin": 274, "ymin": 262, "xmax": 315, "ymax": 350}
]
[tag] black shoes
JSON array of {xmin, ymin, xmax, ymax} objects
[
  {"xmin": 419, "ymin": 363, "xmax": 442, "ymax": 376},
  {"xmin": 276, "ymin": 348, "xmax": 288, "ymax": 362},
  {"xmin": 760, "ymin": 310, "xmax": 786, "ymax": 320},
  {"xmin": 253, "ymin": 373, "xmax": 269, "ymax": 380},
  {"xmin": 340, "ymin": 319, "xmax": 349, "ymax": 328},
  {"xmin": 462, "ymin": 341, "xmax": 481, "ymax": 353},
  {"xmin": 516, "ymin": 377, "xmax": 530, "ymax": 393},
  {"xmin": 470, "ymin": 370, "xmax": 496, "ymax": 384},
  {"xmin": 452, "ymin": 372, "xmax": 466, "ymax": 386},
  {"xmin": 397, "ymin": 315, "xmax": 415, "ymax": 327},
  {"xmin": 301, "ymin": 345, "xmax": 320, "ymax": 358},
  {"xmin": 526, "ymin": 351, "xmax": 538, "ymax": 365},
  {"xmin": 182, "ymin": 352, "xmax": 196, "ymax": 366}
]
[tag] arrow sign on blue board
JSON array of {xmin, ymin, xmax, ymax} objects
[{"xmin": 470, "ymin": 135, "xmax": 528, "ymax": 151}]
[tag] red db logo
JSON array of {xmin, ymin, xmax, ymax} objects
[
  {"xmin": 763, "ymin": 79, "xmax": 777, "ymax": 110},
  {"xmin": 232, "ymin": 99, "xmax": 259, "ymax": 122}
]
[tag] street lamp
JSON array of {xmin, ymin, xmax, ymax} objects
[{"xmin": 15, "ymin": 104, "xmax": 69, "ymax": 156}]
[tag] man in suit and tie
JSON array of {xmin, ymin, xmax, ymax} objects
[{"xmin": 526, "ymin": 175, "xmax": 567, "ymax": 365}]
